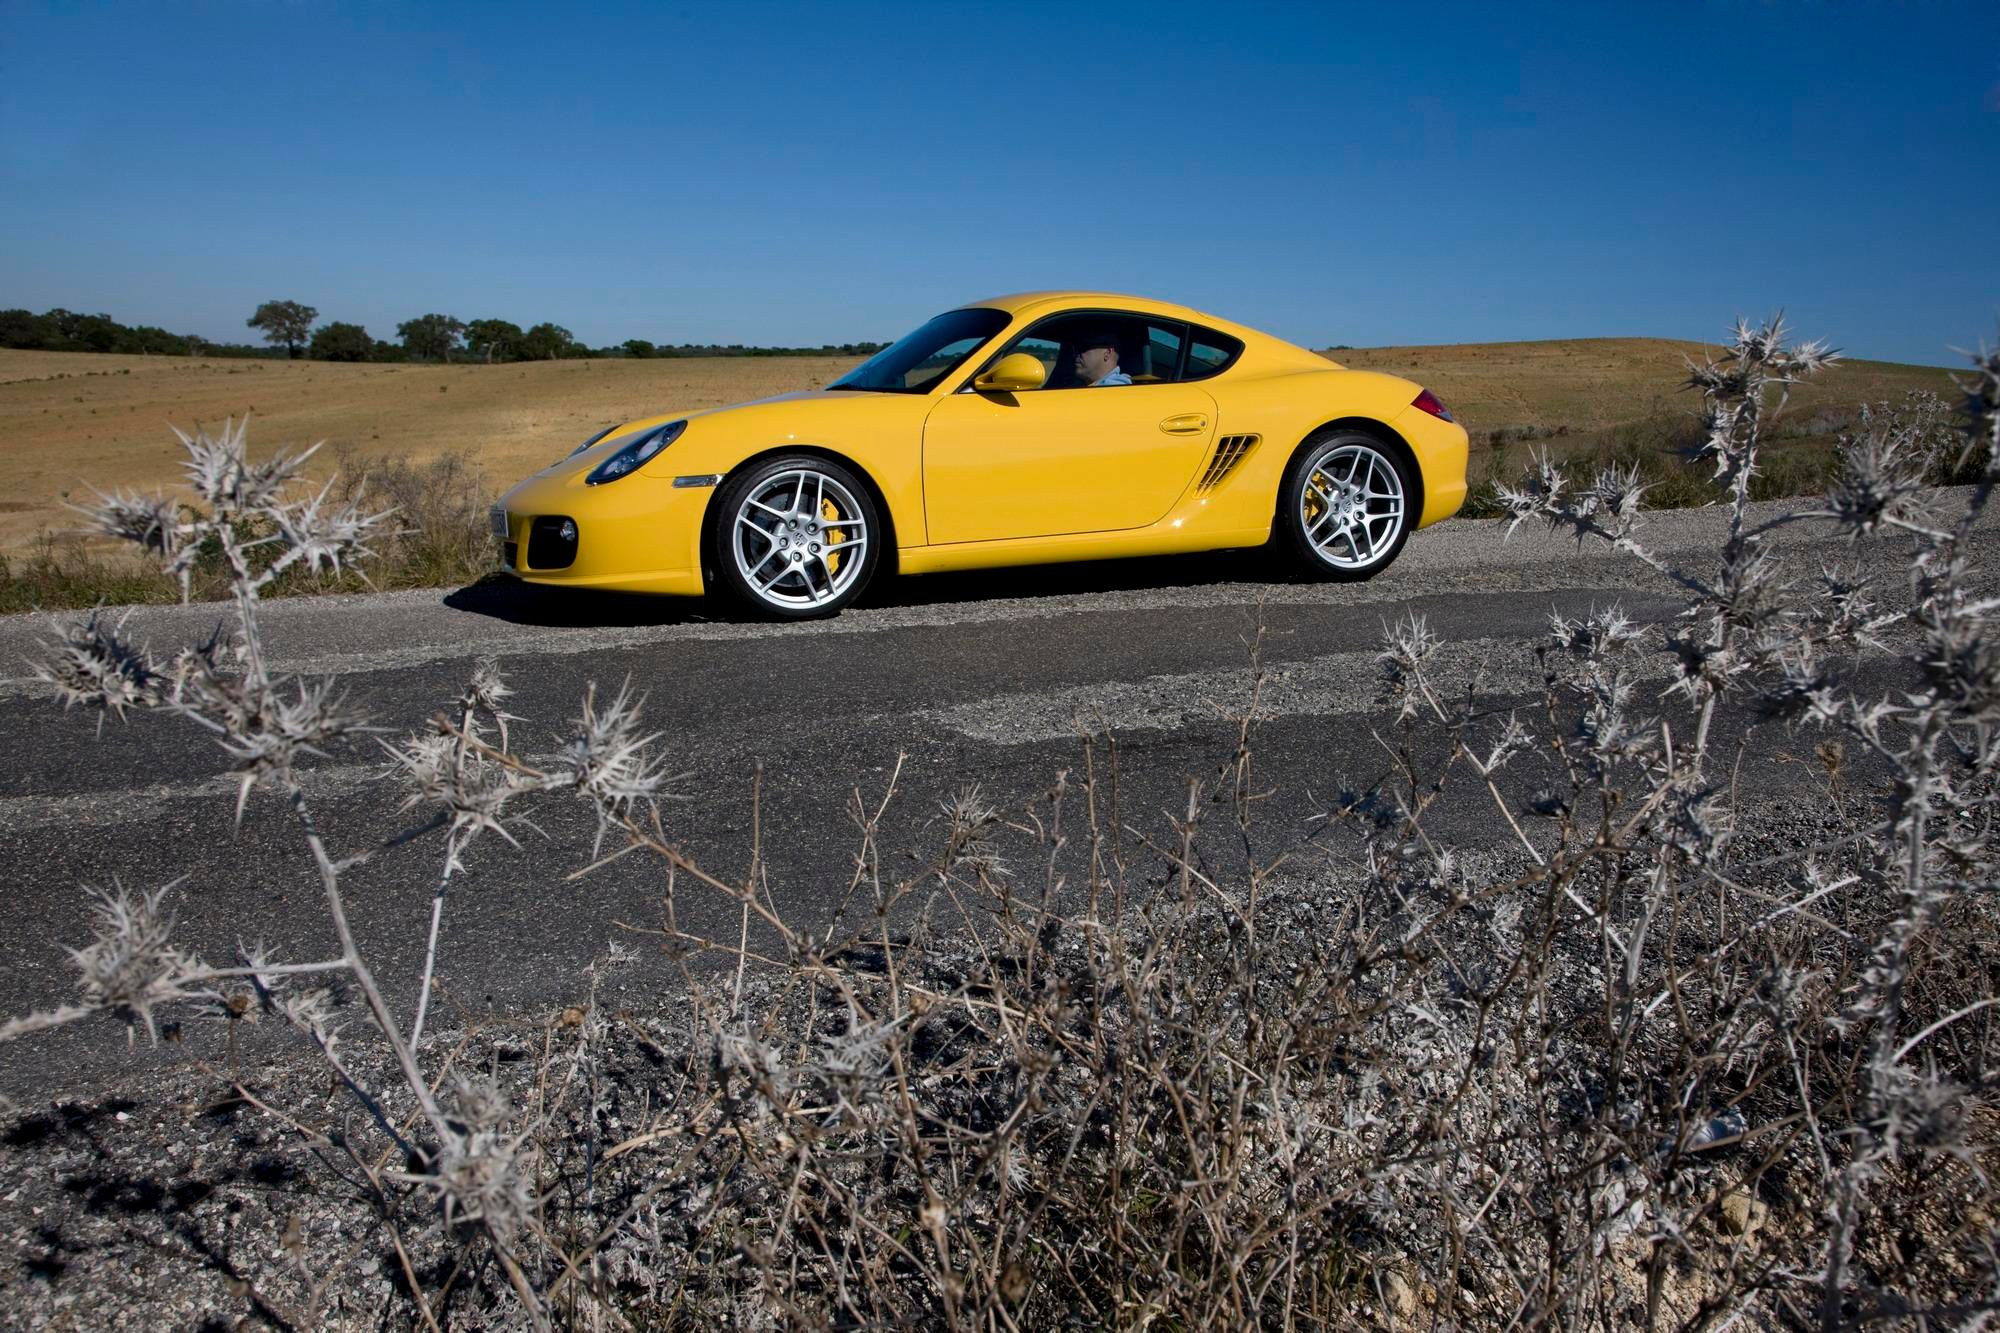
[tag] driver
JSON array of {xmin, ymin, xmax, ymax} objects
[{"xmin": 1074, "ymin": 332, "xmax": 1132, "ymax": 387}]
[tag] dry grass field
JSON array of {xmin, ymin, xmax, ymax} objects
[
  {"xmin": 0, "ymin": 338, "xmax": 1955, "ymax": 556},
  {"xmin": 1326, "ymin": 336, "xmax": 1955, "ymax": 435},
  {"xmin": 0, "ymin": 351, "xmax": 860, "ymax": 551}
]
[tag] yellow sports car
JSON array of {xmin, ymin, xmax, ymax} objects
[{"xmin": 494, "ymin": 292, "xmax": 1468, "ymax": 619}]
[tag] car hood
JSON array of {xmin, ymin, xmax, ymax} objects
[{"xmin": 530, "ymin": 388, "xmax": 888, "ymax": 482}]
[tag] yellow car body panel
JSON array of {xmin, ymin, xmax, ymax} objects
[
  {"xmin": 496, "ymin": 291, "xmax": 1469, "ymax": 596},
  {"xmin": 495, "ymin": 469, "xmax": 709, "ymax": 595},
  {"xmin": 922, "ymin": 380, "xmax": 1220, "ymax": 542}
]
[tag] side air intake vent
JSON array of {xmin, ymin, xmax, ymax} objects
[{"xmin": 1196, "ymin": 434, "xmax": 1260, "ymax": 493}]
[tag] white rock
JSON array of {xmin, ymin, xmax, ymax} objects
[{"xmin": 1384, "ymin": 1272, "xmax": 1418, "ymax": 1318}]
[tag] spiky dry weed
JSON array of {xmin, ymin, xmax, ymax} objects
[{"xmin": 5, "ymin": 321, "xmax": 2000, "ymax": 1329}]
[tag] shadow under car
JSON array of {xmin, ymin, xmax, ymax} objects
[{"xmin": 443, "ymin": 546, "xmax": 1290, "ymax": 628}]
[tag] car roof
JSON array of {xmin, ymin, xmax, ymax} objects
[{"xmin": 957, "ymin": 290, "xmax": 1226, "ymax": 323}]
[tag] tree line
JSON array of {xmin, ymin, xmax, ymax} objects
[
  {"xmin": 0, "ymin": 300, "xmax": 887, "ymax": 364},
  {"xmin": 0, "ymin": 307, "xmax": 276, "ymax": 359}
]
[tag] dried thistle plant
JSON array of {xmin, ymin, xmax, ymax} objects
[{"xmin": 5, "ymin": 332, "xmax": 1999, "ymax": 1331}]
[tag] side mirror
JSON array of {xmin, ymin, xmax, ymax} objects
[{"xmin": 972, "ymin": 352, "xmax": 1047, "ymax": 393}]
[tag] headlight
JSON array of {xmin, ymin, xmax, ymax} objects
[
  {"xmin": 586, "ymin": 420, "xmax": 687, "ymax": 485},
  {"xmin": 564, "ymin": 423, "xmax": 619, "ymax": 462}
]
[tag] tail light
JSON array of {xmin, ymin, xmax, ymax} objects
[{"xmin": 1412, "ymin": 388, "xmax": 1454, "ymax": 422}]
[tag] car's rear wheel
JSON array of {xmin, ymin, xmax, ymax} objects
[
  {"xmin": 1277, "ymin": 430, "xmax": 1414, "ymax": 580},
  {"xmin": 711, "ymin": 455, "xmax": 881, "ymax": 619}
]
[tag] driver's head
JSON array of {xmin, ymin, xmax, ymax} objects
[{"xmin": 1074, "ymin": 332, "xmax": 1121, "ymax": 385}]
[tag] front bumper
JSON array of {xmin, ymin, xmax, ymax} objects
[{"xmin": 494, "ymin": 472, "xmax": 711, "ymax": 596}]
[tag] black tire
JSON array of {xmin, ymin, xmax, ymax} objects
[
  {"xmin": 1275, "ymin": 429, "xmax": 1416, "ymax": 581},
  {"xmin": 709, "ymin": 454, "xmax": 883, "ymax": 619}
]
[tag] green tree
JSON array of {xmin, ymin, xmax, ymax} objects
[
  {"xmin": 396, "ymin": 313, "xmax": 466, "ymax": 363},
  {"xmin": 0, "ymin": 309, "xmax": 50, "ymax": 349},
  {"xmin": 73, "ymin": 315, "xmax": 121, "ymax": 353},
  {"xmin": 39, "ymin": 309, "xmax": 121, "ymax": 353},
  {"xmin": 120, "ymin": 325, "xmax": 193, "ymax": 356},
  {"xmin": 465, "ymin": 318, "xmax": 524, "ymax": 364},
  {"xmin": 621, "ymin": 339, "xmax": 656, "ymax": 359},
  {"xmin": 309, "ymin": 321, "xmax": 375, "ymax": 362},
  {"xmin": 247, "ymin": 300, "xmax": 318, "ymax": 359},
  {"xmin": 521, "ymin": 322, "xmax": 575, "ymax": 361}
]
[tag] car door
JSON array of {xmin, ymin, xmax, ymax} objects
[{"xmin": 921, "ymin": 317, "xmax": 1217, "ymax": 544}]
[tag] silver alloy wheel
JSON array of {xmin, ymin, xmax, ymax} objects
[
  {"xmin": 729, "ymin": 467, "xmax": 871, "ymax": 610},
  {"xmin": 1298, "ymin": 441, "xmax": 1406, "ymax": 570}
]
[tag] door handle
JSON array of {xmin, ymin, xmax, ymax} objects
[{"xmin": 1159, "ymin": 413, "xmax": 1208, "ymax": 435}]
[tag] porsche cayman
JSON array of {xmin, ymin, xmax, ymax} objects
[{"xmin": 493, "ymin": 292, "xmax": 1469, "ymax": 619}]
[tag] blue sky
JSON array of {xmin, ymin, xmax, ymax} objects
[{"xmin": 1, "ymin": 1, "xmax": 1993, "ymax": 364}]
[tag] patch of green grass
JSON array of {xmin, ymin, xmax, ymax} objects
[
  {"xmin": 0, "ymin": 538, "xmax": 180, "ymax": 615},
  {"xmin": 1748, "ymin": 445, "xmax": 1842, "ymax": 501},
  {"xmin": 0, "ymin": 448, "xmax": 499, "ymax": 614},
  {"xmin": 1459, "ymin": 407, "xmax": 1880, "ymax": 519}
]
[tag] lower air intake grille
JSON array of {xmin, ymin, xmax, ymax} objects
[
  {"xmin": 1196, "ymin": 434, "xmax": 1260, "ymax": 493},
  {"xmin": 526, "ymin": 516, "xmax": 578, "ymax": 570}
]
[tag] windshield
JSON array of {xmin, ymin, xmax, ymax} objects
[{"xmin": 830, "ymin": 308, "xmax": 1011, "ymax": 393}]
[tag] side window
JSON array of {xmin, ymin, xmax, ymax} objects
[
  {"xmin": 1183, "ymin": 326, "xmax": 1244, "ymax": 381},
  {"xmin": 989, "ymin": 313, "xmax": 1191, "ymax": 389},
  {"xmin": 1006, "ymin": 334, "xmax": 1063, "ymax": 382}
]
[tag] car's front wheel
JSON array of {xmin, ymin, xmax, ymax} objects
[
  {"xmin": 1276, "ymin": 430, "xmax": 1415, "ymax": 581},
  {"xmin": 710, "ymin": 455, "xmax": 882, "ymax": 619}
]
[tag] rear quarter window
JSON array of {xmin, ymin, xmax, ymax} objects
[{"xmin": 1183, "ymin": 327, "xmax": 1245, "ymax": 381}]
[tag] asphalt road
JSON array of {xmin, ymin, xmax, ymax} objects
[{"xmin": 0, "ymin": 499, "xmax": 1982, "ymax": 1099}]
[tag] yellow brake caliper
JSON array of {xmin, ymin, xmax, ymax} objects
[
  {"xmin": 1303, "ymin": 468, "xmax": 1328, "ymax": 528},
  {"xmin": 822, "ymin": 498, "xmax": 845, "ymax": 575}
]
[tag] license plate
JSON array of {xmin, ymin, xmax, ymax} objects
[{"xmin": 489, "ymin": 505, "xmax": 509, "ymax": 541}]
